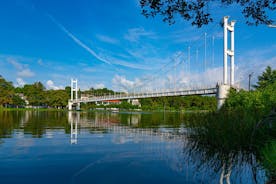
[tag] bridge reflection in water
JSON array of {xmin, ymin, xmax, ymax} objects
[
  {"xmin": 69, "ymin": 111, "xmax": 187, "ymax": 145},
  {"xmin": 68, "ymin": 111, "xmax": 194, "ymax": 182},
  {"xmin": 0, "ymin": 111, "xmax": 270, "ymax": 183},
  {"xmin": 68, "ymin": 111, "xmax": 268, "ymax": 184}
]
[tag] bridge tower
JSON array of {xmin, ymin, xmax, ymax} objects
[
  {"xmin": 223, "ymin": 16, "xmax": 236, "ymax": 86},
  {"xmin": 218, "ymin": 16, "xmax": 236, "ymax": 109},
  {"xmin": 68, "ymin": 79, "xmax": 80, "ymax": 110}
]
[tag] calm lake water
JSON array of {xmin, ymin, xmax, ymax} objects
[{"xmin": 0, "ymin": 111, "xmax": 270, "ymax": 184}]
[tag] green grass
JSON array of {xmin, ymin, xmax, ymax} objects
[{"xmin": 261, "ymin": 141, "xmax": 276, "ymax": 178}]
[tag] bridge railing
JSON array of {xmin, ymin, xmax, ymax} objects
[{"xmin": 71, "ymin": 86, "xmax": 218, "ymax": 103}]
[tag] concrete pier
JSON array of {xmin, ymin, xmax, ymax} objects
[
  {"xmin": 217, "ymin": 84, "xmax": 230, "ymax": 110},
  {"xmin": 68, "ymin": 101, "xmax": 73, "ymax": 111}
]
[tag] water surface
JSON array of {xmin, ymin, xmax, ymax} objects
[{"xmin": 0, "ymin": 111, "xmax": 269, "ymax": 183}]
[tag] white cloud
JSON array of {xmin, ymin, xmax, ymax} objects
[
  {"xmin": 37, "ymin": 59, "xmax": 43, "ymax": 65},
  {"xmin": 112, "ymin": 75, "xmax": 143, "ymax": 92},
  {"xmin": 236, "ymin": 56, "xmax": 276, "ymax": 89},
  {"xmin": 124, "ymin": 27, "xmax": 156, "ymax": 42},
  {"xmin": 8, "ymin": 58, "xmax": 35, "ymax": 78},
  {"xmin": 46, "ymin": 80, "xmax": 63, "ymax": 90},
  {"xmin": 112, "ymin": 75, "xmax": 134, "ymax": 92},
  {"xmin": 94, "ymin": 83, "xmax": 105, "ymax": 89},
  {"xmin": 18, "ymin": 69, "xmax": 35, "ymax": 77},
  {"xmin": 179, "ymin": 67, "xmax": 223, "ymax": 88},
  {"xmin": 16, "ymin": 78, "xmax": 26, "ymax": 87},
  {"xmin": 233, "ymin": 44, "xmax": 276, "ymax": 89},
  {"xmin": 96, "ymin": 34, "xmax": 118, "ymax": 44},
  {"xmin": 8, "ymin": 58, "xmax": 23, "ymax": 70},
  {"xmin": 111, "ymin": 66, "xmax": 223, "ymax": 93}
]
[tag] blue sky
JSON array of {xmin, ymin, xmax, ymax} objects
[{"xmin": 0, "ymin": 0, "xmax": 275, "ymax": 92}]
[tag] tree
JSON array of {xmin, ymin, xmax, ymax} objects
[
  {"xmin": 82, "ymin": 88, "xmax": 117, "ymax": 96},
  {"xmin": 0, "ymin": 76, "xmax": 14, "ymax": 107},
  {"xmin": 22, "ymin": 82, "xmax": 46, "ymax": 106},
  {"xmin": 140, "ymin": 0, "xmax": 276, "ymax": 27},
  {"xmin": 46, "ymin": 90, "xmax": 69, "ymax": 108},
  {"xmin": 254, "ymin": 66, "xmax": 276, "ymax": 90},
  {"xmin": 65, "ymin": 86, "xmax": 71, "ymax": 97},
  {"xmin": 11, "ymin": 95, "xmax": 26, "ymax": 107}
]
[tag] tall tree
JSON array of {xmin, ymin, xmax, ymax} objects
[
  {"xmin": 254, "ymin": 66, "xmax": 276, "ymax": 90},
  {"xmin": 22, "ymin": 82, "xmax": 46, "ymax": 106},
  {"xmin": 140, "ymin": 0, "xmax": 276, "ymax": 27},
  {"xmin": 0, "ymin": 75, "xmax": 14, "ymax": 107},
  {"xmin": 46, "ymin": 89, "xmax": 69, "ymax": 108}
]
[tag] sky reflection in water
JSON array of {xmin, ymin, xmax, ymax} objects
[{"xmin": 0, "ymin": 111, "xmax": 268, "ymax": 184}]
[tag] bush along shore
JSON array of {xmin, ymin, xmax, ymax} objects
[{"xmin": 185, "ymin": 66, "xmax": 276, "ymax": 182}]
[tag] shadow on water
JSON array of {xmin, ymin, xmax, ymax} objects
[{"xmin": 0, "ymin": 110, "xmax": 275, "ymax": 183}]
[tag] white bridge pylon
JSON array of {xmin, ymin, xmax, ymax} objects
[
  {"xmin": 223, "ymin": 16, "xmax": 236, "ymax": 86},
  {"xmin": 68, "ymin": 78, "xmax": 80, "ymax": 110},
  {"xmin": 71, "ymin": 79, "xmax": 78, "ymax": 101}
]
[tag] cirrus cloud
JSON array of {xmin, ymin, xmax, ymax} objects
[
  {"xmin": 8, "ymin": 58, "xmax": 35, "ymax": 78},
  {"xmin": 124, "ymin": 27, "xmax": 156, "ymax": 42},
  {"xmin": 96, "ymin": 34, "xmax": 119, "ymax": 44},
  {"xmin": 18, "ymin": 69, "xmax": 35, "ymax": 77}
]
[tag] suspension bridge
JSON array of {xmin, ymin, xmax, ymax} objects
[{"xmin": 68, "ymin": 16, "xmax": 237, "ymax": 110}]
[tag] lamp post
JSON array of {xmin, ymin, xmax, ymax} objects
[{"xmin": 248, "ymin": 72, "xmax": 253, "ymax": 91}]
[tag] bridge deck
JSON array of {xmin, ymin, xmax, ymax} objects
[{"xmin": 72, "ymin": 87, "xmax": 217, "ymax": 103}]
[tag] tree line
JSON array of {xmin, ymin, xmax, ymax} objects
[
  {"xmin": 0, "ymin": 77, "xmax": 71, "ymax": 108},
  {"xmin": 140, "ymin": 95, "xmax": 216, "ymax": 111}
]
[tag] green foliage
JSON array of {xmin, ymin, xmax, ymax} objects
[
  {"xmin": 0, "ymin": 75, "xmax": 71, "ymax": 109},
  {"xmin": 211, "ymin": 75, "xmax": 276, "ymax": 179},
  {"xmin": 254, "ymin": 66, "xmax": 276, "ymax": 90},
  {"xmin": 261, "ymin": 141, "xmax": 276, "ymax": 178},
  {"xmin": 224, "ymin": 81, "xmax": 276, "ymax": 116},
  {"xmin": 82, "ymin": 88, "xmax": 118, "ymax": 96},
  {"xmin": 11, "ymin": 95, "xmax": 26, "ymax": 106},
  {"xmin": 140, "ymin": 95, "xmax": 216, "ymax": 111},
  {"xmin": 65, "ymin": 86, "xmax": 71, "ymax": 97},
  {"xmin": 185, "ymin": 107, "xmax": 276, "ymax": 180},
  {"xmin": 22, "ymin": 82, "xmax": 46, "ymax": 106},
  {"xmin": 45, "ymin": 90, "xmax": 69, "ymax": 108},
  {"xmin": 184, "ymin": 67, "xmax": 276, "ymax": 180},
  {"xmin": 140, "ymin": 0, "xmax": 275, "ymax": 27},
  {"xmin": 119, "ymin": 101, "xmax": 139, "ymax": 109},
  {"xmin": 0, "ymin": 76, "xmax": 14, "ymax": 106}
]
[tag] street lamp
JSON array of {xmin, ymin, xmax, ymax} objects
[{"xmin": 248, "ymin": 72, "xmax": 253, "ymax": 91}]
